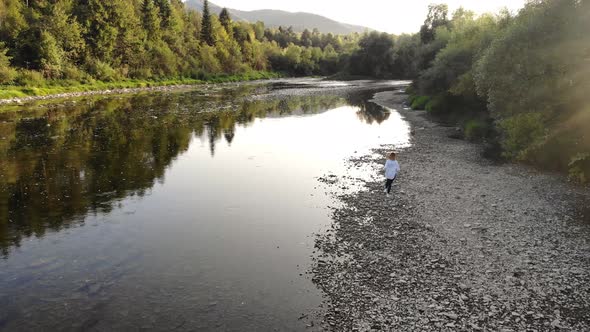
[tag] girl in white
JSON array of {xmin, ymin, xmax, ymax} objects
[{"xmin": 384, "ymin": 152, "xmax": 400, "ymax": 196}]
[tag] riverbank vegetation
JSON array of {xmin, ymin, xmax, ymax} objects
[
  {"xmin": 0, "ymin": 0, "xmax": 355, "ymax": 94},
  {"xmin": 356, "ymin": 0, "xmax": 589, "ymax": 182}
]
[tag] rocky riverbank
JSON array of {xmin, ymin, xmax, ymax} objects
[
  {"xmin": 312, "ymin": 90, "xmax": 590, "ymax": 331},
  {"xmin": 0, "ymin": 84, "xmax": 206, "ymax": 106}
]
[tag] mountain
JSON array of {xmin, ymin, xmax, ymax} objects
[{"xmin": 185, "ymin": 0, "xmax": 371, "ymax": 35}]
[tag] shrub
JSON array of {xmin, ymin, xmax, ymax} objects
[
  {"xmin": 0, "ymin": 43, "xmax": 17, "ymax": 84},
  {"xmin": 87, "ymin": 60, "xmax": 119, "ymax": 82},
  {"xmin": 568, "ymin": 153, "xmax": 590, "ymax": 184},
  {"xmin": 15, "ymin": 70, "xmax": 46, "ymax": 86},
  {"xmin": 463, "ymin": 119, "xmax": 489, "ymax": 142},
  {"xmin": 0, "ymin": 65, "xmax": 17, "ymax": 84},
  {"xmin": 411, "ymin": 95, "xmax": 430, "ymax": 110},
  {"xmin": 499, "ymin": 113, "xmax": 545, "ymax": 160},
  {"xmin": 62, "ymin": 65, "xmax": 85, "ymax": 81},
  {"xmin": 424, "ymin": 94, "xmax": 450, "ymax": 114}
]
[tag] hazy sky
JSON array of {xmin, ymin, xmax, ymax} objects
[{"xmin": 209, "ymin": 0, "xmax": 527, "ymax": 34}]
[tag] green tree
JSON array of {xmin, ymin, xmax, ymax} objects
[
  {"xmin": 200, "ymin": 0, "xmax": 214, "ymax": 45},
  {"xmin": 154, "ymin": 0, "xmax": 172, "ymax": 28},
  {"xmin": 142, "ymin": 0, "xmax": 162, "ymax": 42},
  {"xmin": 0, "ymin": 0, "xmax": 26, "ymax": 46},
  {"xmin": 219, "ymin": 7, "xmax": 231, "ymax": 33},
  {"xmin": 43, "ymin": 0, "xmax": 85, "ymax": 65},
  {"xmin": 300, "ymin": 29, "xmax": 312, "ymax": 47},
  {"xmin": 38, "ymin": 31, "xmax": 64, "ymax": 78},
  {"xmin": 0, "ymin": 42, "xmax": 17, "ymax": 84},
  {"xmin": 420, "ymin": 4, "xmax": 449, "ymax": 44},
  {"xmin": 348, "ymin": 32, "xmax": 396, "ymax": 78}
]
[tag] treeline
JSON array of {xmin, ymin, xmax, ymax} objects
[
  {"xmin": 0, "ymin": 0, "xmax": 360, "ymax": 86},
  {"xmin": 344, "ymin": 0, "xmax": 588, "ymax": 182}
]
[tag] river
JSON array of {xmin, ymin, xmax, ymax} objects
[{"xmin": 0, "ymin": 79, "xmax": 410, "ymax": 331}]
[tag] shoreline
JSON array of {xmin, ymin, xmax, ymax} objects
[
  {"xmin": 312, "ymin": 90, "xmax": 590, "ymax": 330},
  {"xmin": 0, "ymin": 74, "xmax": 280, "ymax": 106}
]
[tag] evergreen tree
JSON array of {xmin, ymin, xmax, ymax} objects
[
  {"xmin": 43, "ymin": 0, "xmax": 85, "ymax": 64},
  {"xmin": 219, "ymin": 8, "xmax": 231, "ymax": 33},
  {"xmin": 142, "ymin": 0, "xmax": 162, "ymax": 42},
  {"xmin": 200, "ymin": 0, "xmax": 214, "ymax": 45},
  {"xmin": 154, "ymin": 0, "xmax": 172, "ymax": 28}
]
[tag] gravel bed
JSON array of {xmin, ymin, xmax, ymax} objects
[{"xmin": 312, "ymin": 90, "xmax": 590, "ymax": 331}]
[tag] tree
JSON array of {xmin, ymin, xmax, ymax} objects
[
  {"xmin": 43, "ymin": 0, "xmax": 85, "ymax": 65},
  {"xmin": 76, "ymin": 0, "xmax": 143, "ymax": 67},
  {"xmin": 219, "ymin": 8, "xmax": 231, "ymax": 33},
  {"xmin": 420, "ymin": 4, "xmax": 449, "ymax": 44},
  {"xmin": 0, "ymin": 42, "xmax": 17, "ymax": 84},
  {"xmin": 0, "ymin": 0, "xmax": 26, "ymax": 47},
  {"xmin": 154, "ymin": 0, "xmax": 172, "ymax": 28},
  {"xmin": 142, "ymin": 0, "xmax": 162, "ymax": 42},
  {"xmin": 200, "ymin": 0, "xmax": 214, "ymax": 45},
  {"xmin": 301, "ymin": 29, "xmax": 312, "ymax": 47},
  {"xmin": 348, "ymin": 32, "xmax": 396, "ymax": 78},
  {"xmin": 38, "ymin": 31, "xmax": 64, "ymax": 78}
]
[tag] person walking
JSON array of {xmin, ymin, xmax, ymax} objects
[{"xmin": 384, "ymin": 152, "xmax": 400, "ymax": 197}]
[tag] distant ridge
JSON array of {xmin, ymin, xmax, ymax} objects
[{"xmin": 185, "ymin": 0, "xmax": 371, "ymax": 35}]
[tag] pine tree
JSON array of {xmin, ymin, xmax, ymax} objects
[
  {"xmin": 219, "ymin": 8, "xmax": 231, "ymax": 33},
  {"xmin": 200, "ymin": 0, "xmax": 214, "ymax": 45},
  {"xmin": 142, "ymin": 0, "xmax": 162, "ymax": 42},
  {"xmin": 154, "ymin": 0, "xmax": 171, "ymax": 28}
]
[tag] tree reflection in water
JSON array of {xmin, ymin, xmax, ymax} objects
[{"xmin": 0, "ymin": 89, "xmax": 393, "ymax": 257}]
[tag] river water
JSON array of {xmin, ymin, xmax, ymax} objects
[{"xmin": 0, "ymin": 79, "xmax": 410, "ymax": 331}]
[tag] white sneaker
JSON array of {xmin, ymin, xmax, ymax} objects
[
  {"xmin": 384, "ymin": 189, "xmax": 388, "ymax": 194},
  {"xmin": 386, "ymin": 193, "xmax": 391, "ymax": 197}
]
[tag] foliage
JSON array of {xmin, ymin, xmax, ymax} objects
[
  {"xmin": 0, "ymin": 0, "xmax": 367, "ymax": 85},
  {"xmin": 420, "ymin": 4, "xmax": 450, "ymax": 44},
  {"xmin": 410, "ymin": 96, "xmax": 430, "ymax": 110},
  {"xmin": 401, "ymin": 0, "xmax": 589, "ymax": 180},
  {"xmin": 498, "ymin": 113, "xmax": 545, "ymax": 161},
  {"xmin": 0, "ymin": 42, "xmax": 16, "ymax": 84},
  {"xmin": 15, "ymin": 70, "xmax": 45, "ymax": 87},
  {"xmin": 568, "ymin": 153, "xmax": 590, "ymax": 184},
  {"xmin": 200, "ymin": 0, "xmax": 214, "ymax": 46},
  {"xmin": 463, "ymin": 119, "xmax": 489, "ymax": 142},
  {"xmin": 348, "ymin": 32, "xmax": 395, "ymax": 78}
]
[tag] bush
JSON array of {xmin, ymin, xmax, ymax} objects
[
  {"xmin": 87, "ymin": 60, "xmax": 119, "ymax": 82},
  {"xmin": 424, "ymin": 94, "xmax": 450, "ymax": 114},
  {"xmin": 0, "ymin": 65, "xmax": 17, "ymax": 84},
  {"xmin": 411, "ymin": 95, "xmax": 430, "ymax": 110},
  {"xmin": 568, "ymin": 153, "xmax": 590, "ymax": 184},
  {"xmin": 499, "ymin": 113, "xmax": 545, "ymax": 160},
  {"xmin": 15, "ymin": 70, "xmax": 46, "ymax": 86},
  {"xmin": 62, "ymin": 65, "xmax": 86, "ymax": 81},
  {"xmin": 463, "ymin": 119, "xmax": 489, "ymax": 142}
]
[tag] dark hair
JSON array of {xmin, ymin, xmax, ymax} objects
[{"xmin": 388, "ymin": 152, "xmax": 396, "ymax": 160}]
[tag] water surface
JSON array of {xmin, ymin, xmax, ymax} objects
[{"xmin": 0, "ymin": 80, "xmax": 410, "ymax": 331}]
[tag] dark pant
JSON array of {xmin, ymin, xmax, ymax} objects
[{"xmin": 385, "ymin": 178, "xmax": 395, "ymax": 194}]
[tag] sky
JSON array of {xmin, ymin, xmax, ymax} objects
[{"xmin": 208, "ymin": 0, "xmax": 527, "ymax": 34}]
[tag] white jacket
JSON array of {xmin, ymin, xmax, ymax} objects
[{"xmin": 384, "ymin": 160, "xmax": 400, "ymax": 180}]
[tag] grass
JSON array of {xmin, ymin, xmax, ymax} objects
[{"xmin": 0, "ymin": 71, "xmax": 281, "ymax": 100}]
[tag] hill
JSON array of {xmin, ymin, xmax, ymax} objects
[{"xmin": 185, "ymin": 0, "xmax": 370, "ymax": 34}]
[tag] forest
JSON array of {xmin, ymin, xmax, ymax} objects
[
  {"xmin": 0, "ymin": 0, "xmax": 366, "ymax": 95},
  {"xmin": 0, "ymin": 0, "xmax": 588, "ymax": 180}
]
